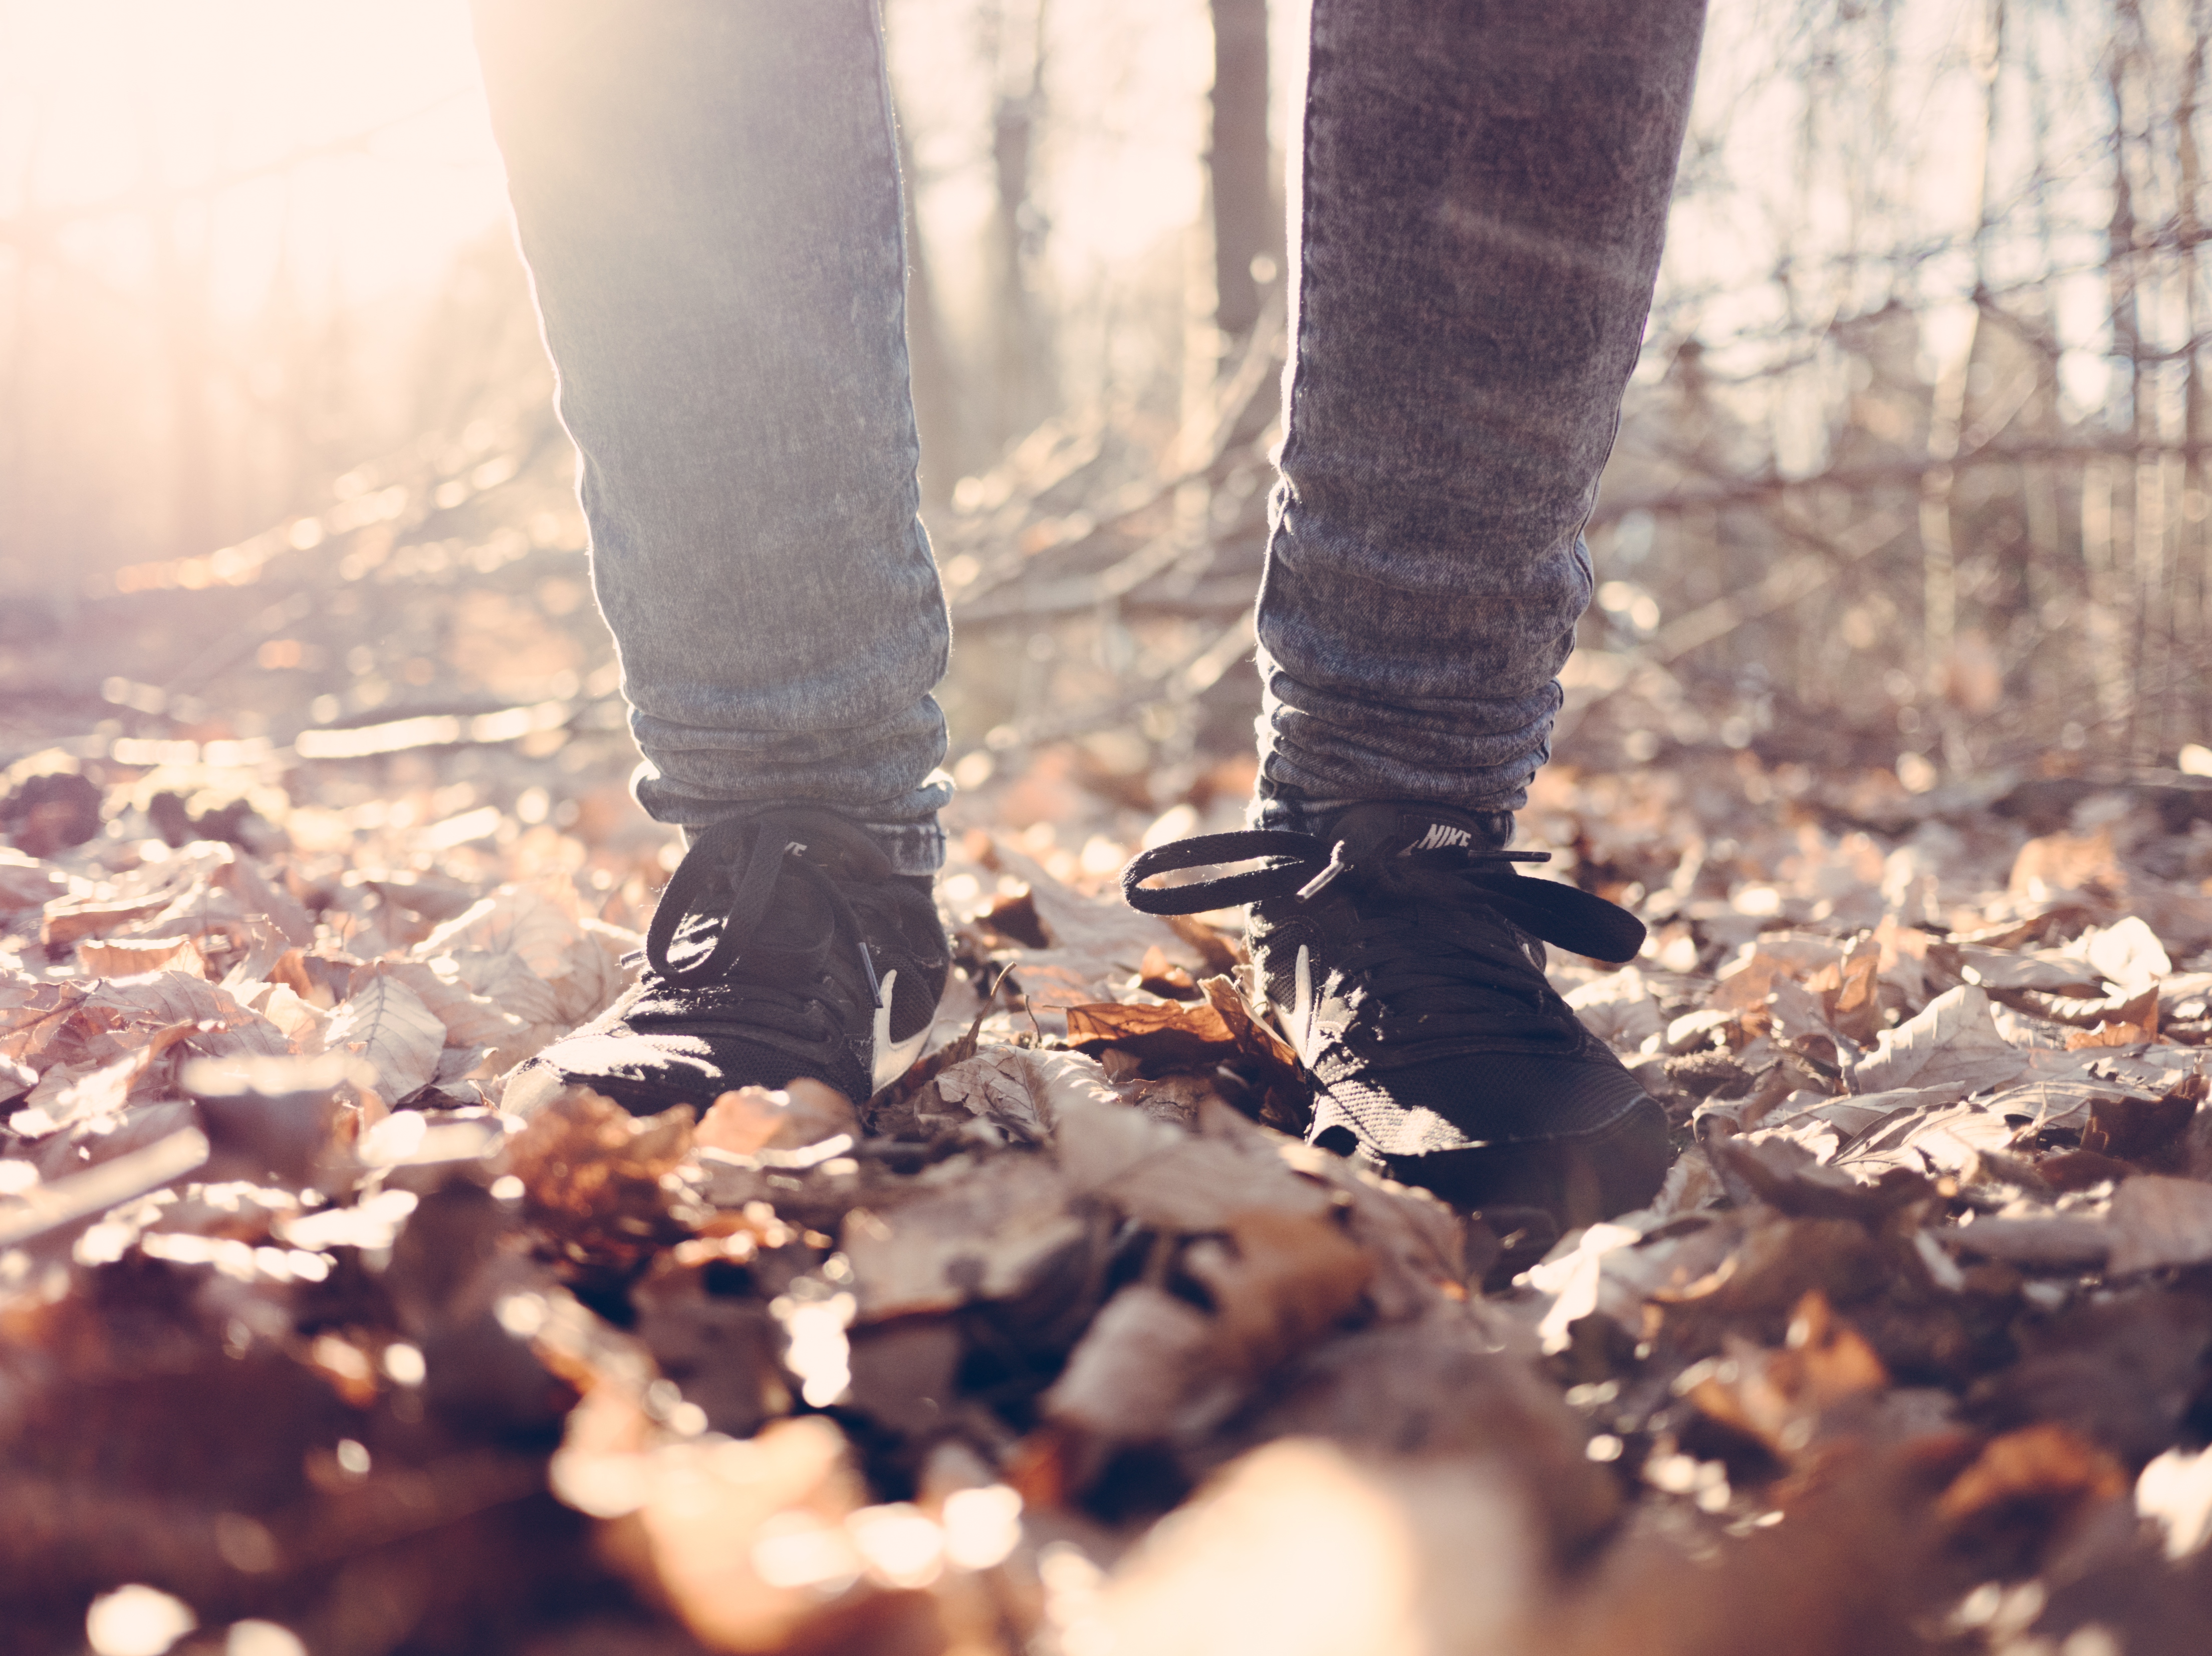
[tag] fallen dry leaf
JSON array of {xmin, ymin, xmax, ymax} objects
[
  {"xmin": 1064, "ymin": 997, "xmax": 1239, "ymax": 1070},
  {"xmin": 696, "ymin": 1082, "xmax": 858, "ymax": 1157},
  {"xmin": 0, "ymin": 848, "xmax": 68, "ymax": 912},
  {"xmin": 1851, "ymin": 984, "xmax": 2030, "ymax": 1096},
  {"xmin": 555, "ymin": 1404, "xmax": 873, "ymax": 1653},
  {"xmin": 72, "ymin": 935, "xmax": 210, "ymax": 980},
  {"xmin": 1087, "ymin": 1438, "xmax": 1546, "ymax": 1656},
  {"xmin": 1681, "ymin": 1291, "xmax": 1889, "ymax": 1458},
  {"xmin": 2106, "ymin": 1174, "xmax": 2212, "ymax": 1275},
  {"xmin": 840, "ymin": 1154, "xmax": 1089, "ymax": 1319},
  {"xmin": 506, "ymin": 1085, "xmax": 694, "ymax": 1258},
  {"xmin": 323, "ymin": 969, "xmax": 445, "ymax": 1104},
  {"xmin": 375, "ymin": 958, "xmax": 531, "ymax": 1054},
  {"xmin": 924, "ymin": 1045, "xmax": 1126, "ymax": 1143},
  {"xmin": 1934, "ymin": 1422, "xmax": 2128, "ymax": 1531}
]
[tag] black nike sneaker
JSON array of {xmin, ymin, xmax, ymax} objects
[
  {"xmin": 503, "ymin": 807, "xmax": 949, "ymax": 1118},
  {"xmin": 1123, "ymin": 802, "xmax": 1669, "ymax": 1222}
]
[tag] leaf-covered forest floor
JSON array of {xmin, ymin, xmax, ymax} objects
[{"xmin": 9, "ymin": 707, "xmax": 2212, "ymax": 1656}]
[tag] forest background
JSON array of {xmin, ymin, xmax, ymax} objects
[{"xmin": 4, "ymin": 0, "xmax": 2206, "ymax": 798}]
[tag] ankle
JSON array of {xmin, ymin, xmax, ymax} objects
[{"xmin": 1250, "ymin": 784, "xmax": 1514, "ymax": 852}]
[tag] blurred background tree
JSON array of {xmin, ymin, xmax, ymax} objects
[{"xmin": 1, "ymin": 0, "xmax": 2207, "ymax": 805}]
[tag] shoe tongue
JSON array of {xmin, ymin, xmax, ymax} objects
[
  {"xmin": 753, "ymin": 808, "xmax": 895, "ymax": 882},
  {"xmin": 1327, "ymin": 803, "xmax": 1503, "ymax": 859}
]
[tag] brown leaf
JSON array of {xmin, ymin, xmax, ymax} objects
[
  {"xmin": 1709, "ymin": 1134, "xmax": 1932, "ymax": 1220},
  {"xmin": 1054, "ymin": 1098, "xmax": 1332, "ymax": 1232},
  {"xmin": 1064, "ymin": 996, "xmax": 1237, "ymax": 1071},
  {"xmin": 975, "ymin": 884, "xmax": 1047, "ymax": 949},
  {"xmin": 1711, "ymin": 940, "xmax": 1843, "ymax": 1019},
  {"xmin": 212, "ymin": 851, "xmax": 315, "ymax": 945},
  {"xmin": 40, "ymin": 892, "xmax": 173, "ymax": 950},
  {"xmin": 1954, "ymin": 945, "xmax": 2107, "ymax": 997},
  {"xmin": 1682, "ymin": 1291, "xmax": 1888, "ymax": 1459},
  {"xmin": 415, "ymin": 881, "xmax": 586, "ymax": 981},
  {"xmin": 2065, "ymin": 1020, "xmax": 2154, "ymax": 1050},
  {"xmin": 1566, "ymin": 966, "xmax": 1665, "ymax": 1050},
  {"xmin": 73, "ymin": 936, "xmax": 210, "ymax": 981},
  {"xmin": 2034, "ymin": 1147, "xmax": 2139, "ymax": 1192},
  {"xmin": 267, "ymin": 949, "xmax": 336, "ymax": 1008},
  {"xmin": 1092, "ymin": 1439, "xmax": 1561, "ymax": 1656},
  {"xmin": 505, "ymin": 1086, "xmax": 693, "ymax": 1260},
  {"xmin": 1766, "ymin": 976, "xmax": 1842, "ymax": 1066},
  {"xmin": 0, "ymin": 848, "xmax": 68, "ymax": 913},
  {"xmin": 1933, "ymin": 1422, "xmax": 2128, "ymax": 1525},
  {"xmin": 2105, "ymin": 1174, "xmax": 2212, "ymax": 1275},
  {"xmin": 629, "ymin": 1260, "xmax": 791, "ymax": 1437},
  {"xmin": 1044, "ymin": 1283, "xmax": 1225, "ymax": 1441},
  {"xmin": 2081, "ymin": 1080, "xmax": 2196, "ymax": 1162},
  {"xmin": 1850, "ymin": 984, "xmax": 2028, "ymax": 1096},
  {"xmin": 2010, "ymin": 828, "xmax": 2127, "ymax": 906},
  {"xmin": 1, "ymin": 972, "xmax": 287, "ymax": 1086},
  {"xmin": 250, "ymin": 984, "xmax": 328, "ymax": 1055},
  {"xmin": 2014, "ymin": 981, "xmax": 2166, "ymax": 1031},
  {"xmin": 551, "ymin": 921, "xmax": 632, "ymax": 1026},
  {"xmin": 324, "ymin": 969, "xmax": 445, "ymax": 1104},
  {"xmin": 839, "ymin": 1154, "xmax": 1088, "ymax": 1319},
  {"xmin": 1185, "ymin": 1208, "xmax": 1374, "ymax": 1382},
  {"xmin": 1135, "ymin": 943, "xmax": 1199, "ymax": 1000},
  {"xmin": 375, "ymin": 958, "xmax": 531, "ymax": 1052},
  {"xmin": 97, "ymin": 972, "xmax": 288, "ymax": 1043},
  {"xmin": 554, "ymin": 1409, "xmax": 873, "ymax": 1653},
  {"xmin": 1276, "ymin": 1133, "xmax": 1473, "ymax": 1323},
  {"xmin": 1201, "ymin": 974, "xmax": 1302, "ymax": 1076},
  {"xmin": 1666, "ymin": 1049, "xmax": 1756, "ymax": 1100},
  {"xmin": 19, "ymin": 1022, "xmax": 201, "ymax": 1136},
  {"xmin": 181, "ymin": 1050, "xmax": 374, "ymax": 1180},
  {"xmin": 1162, "ymin": 910, "xmax": 1243, "ymax": 974},
  {"xmin": 0, "ymin": 1123, "xmax": 208, "ymax": 1248},
  {"xmin": 1044, "ymin": 1203, "xmax": 1371, "ymax": 1450},
  {"xmin": 696, "ymin": 1081, "xmax": 858, "ymax": 1157},
  {"xmin": 925, "ymin": 1046, "xmax": 1125, "ymax": 1143},
  {"xmin": 1805, "ymin": 939, "xmax": 1883, "ymax": 1045},
  {"xmin": 992, "ymin": 839, "xmax": 1208, "ymax": 977}
]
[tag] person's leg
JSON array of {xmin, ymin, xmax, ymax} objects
[
  {"xmin": 1255, "ymin": 0, "xmax": 1706, "ymax": 835},
  {"xmin": 473, "ymin": 0, "xmax": 950, "ymax": 876},
  {"xmin": 474, "ymin": 1, "xmax": 951, "ymax": 1114},
  {"xmin": 1130, "ymin": 0, "xmax": 1705, "ymax": 1223}
]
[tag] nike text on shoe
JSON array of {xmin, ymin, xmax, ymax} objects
[
  {"xmin": 503, "ymin": 806, "xmax": 948, "ymax": 1118},
  {"xmin": 1123, "ymin": 802, "xmax": 1669, "ymax": 1224}
]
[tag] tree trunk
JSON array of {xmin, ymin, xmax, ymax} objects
[
  {"xmin": 896, "ymin": 113, "xmax": 966, "ymax": 504},
  {"xmin": 985, "ymin": 0, "xmax": 1054, "ymax": 455},
  {"xmin": 1207, "ymin": 0, "xmax": 1273, "ymax": 352}
]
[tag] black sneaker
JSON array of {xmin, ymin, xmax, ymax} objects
[
  {"xmin": 504, "ymin": 807, "xmax": 949, "ymax": 1118},
  {"xmin": 1123, "ymin": 802, "xmax": 1669, "ymax": 1222}
]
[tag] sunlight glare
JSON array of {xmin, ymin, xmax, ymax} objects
[{"xmin": 1, "ymin": 1, "xmax": 508, "ymax": 316}]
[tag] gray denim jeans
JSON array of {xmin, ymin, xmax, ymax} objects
[{"xmin": 473, "ymin": 0, "xmax": 1704, "ymax": 874}]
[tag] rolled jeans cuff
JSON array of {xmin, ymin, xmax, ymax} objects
[{"xmin": 637, "ymin": 767, "xmax": 951, "ymax": 875}]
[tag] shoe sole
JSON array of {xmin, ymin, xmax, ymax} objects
[{"xmin": 1377, "ymin": 1093, "xmax": 1671, "ymax": 1227}]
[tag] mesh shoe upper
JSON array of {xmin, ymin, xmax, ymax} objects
[
  {"xmin": 1124, "ymin": 802, "xmax": 1667, "ymax": 1215},
  {"xmin": 505, "ymin": 807, "xmax": 948, "ymax": 1117}
]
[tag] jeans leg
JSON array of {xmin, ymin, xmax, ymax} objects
[
  {"xmin": 472, "ymin": 0, "xmax": 950, "ymax": 874},
  {"xmin": 1253, "ymin": 0, "xmax": 1705, "ymax": 834}
]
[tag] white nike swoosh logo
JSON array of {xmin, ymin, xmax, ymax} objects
[
  {"xmin": 869, "ymin": 968, "xmax": 930, "ymax": 1091},
  {"xmin": 1289, "ymin": 943, "xmax": 1317, "ymax": 1066}
]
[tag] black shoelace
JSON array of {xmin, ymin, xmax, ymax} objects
[
  {"xmin": 643, "ymin": 808, "xmax": 883, "ymax": 1047},
  {"xmin": 1122, "ymin": 828, "xmax": 1646, "ymax": 1064}
]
